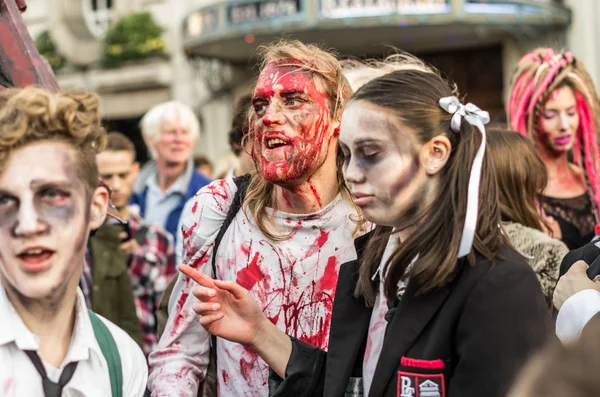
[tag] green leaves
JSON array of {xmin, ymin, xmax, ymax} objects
[
  {"xmin": 103, "ymin": 12, "xmax": 167, "ymax": 68},
  {"xmin": 35, "ymin": 31, "xmax": 66, "ymax": 72}
]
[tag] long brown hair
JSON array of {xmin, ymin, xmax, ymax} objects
[
  {"xmin": 243, "ymin": 39, "xmax": 356, "ymax": 240},
  {"xmin": 486, "ymin": 128, "xmax": 549, "ymax": 231},
  {"xmin": 352, "ymin": 69, "xmax": 508, "ymax": 305}
]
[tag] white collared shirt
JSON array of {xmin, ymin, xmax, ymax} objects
[
  {"xmin": 363, "ymin": 235, "xmax": 410, "ymax": 396},
  {"xmin": 556, "ymin": 289, "xmax": 600, "ymax": 343},
  {"xmin": 144, "ymin": 166, "xmax": 189, "ymax": 228},
  {"xmin": 0, "ymin": 286, "xmax": 148, "ymax": 397}
]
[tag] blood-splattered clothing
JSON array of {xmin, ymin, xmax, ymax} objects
[{"xmin": 148, "ymin": 178, "xmax": 363, "ymax": 397}]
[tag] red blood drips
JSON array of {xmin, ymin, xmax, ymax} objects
[
  {"xmin": 199, "ymin": 180, "xmax": 230, "ymax": 211},
  {"xmin": 320, "ymin": 256, "xmax": 338, "ymax": 291},
  {"xmin": 221, "ymin": 370, "xmax": 229, "ymax": 385},
  {"xmin": 252, "ymin": 62, "xmax": 332, "ymax": 184},
  {"xmin": 302, "ymin": 229, "xmax": 329, "ymax": 260},
  {"xmin": 170, "ymin": 291, "xmax": 189, "ymax": 337},
  {"xmin": 182, "ymin": 222, "xmax": 197, "ymax": 240},
  {"xmin": 174, "ymin": 365, "xmax": 194, "ymax": 379},
  {"xmin": 151, "ymin": 346, "xmax": 180, "ymax": 359},
  {"xmin": 309, "ymin": 182, "xmax": 322, "ymax": 208},
  {"xmin": 188, "ymin": 245, "xmax": 212, "ymax": 270},
  {"xmin": 236, "ymin": 252, "xmax": 264, "ymax": 291}
]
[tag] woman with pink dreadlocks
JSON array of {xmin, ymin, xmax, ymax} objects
[{"xmin": 507, "ymin": 48, "xmax": 600, "ymax": 250}]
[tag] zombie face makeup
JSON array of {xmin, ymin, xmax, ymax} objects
[
  {"xmin": 0, "ymin": 141, "xmax": 90, "ymax": 303},
  {"xmin": 538, "ymin": 85, "xmax": 580, "ymax": 154},
  {"xmin": 339, "ymin": 101, "xmax": 429, "ymax": 228},
  {"xmin": 251, "ymin": 61, "xmax": 334, "ymax": 185}
]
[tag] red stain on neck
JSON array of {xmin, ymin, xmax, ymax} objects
[{"xmin": 308, "ymin": 181, "xmax": 322, "ymax": 208}]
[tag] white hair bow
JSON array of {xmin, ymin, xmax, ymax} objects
[{"xmin": 438, "ymin": 96, "xmax": 490, "ymax": 258}]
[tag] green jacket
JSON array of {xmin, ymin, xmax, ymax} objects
[{"xmin": 88, "ymin": 223, "xmax": 144, "ymax": 348}]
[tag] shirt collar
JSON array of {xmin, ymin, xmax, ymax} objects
[
  {"xmin": 0, "ymin": 285, "xmax": 104, "ymax": 364},
  {"xmin": 0, "ymin": 284, "xmax": 37, "ymax": 350},
  {"xmin": 145, "ymin": 160, "xmax": 193, "ymax": 196}
]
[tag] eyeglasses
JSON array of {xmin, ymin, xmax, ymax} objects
[{"xmin": 98, "ymin": 178, "xmax": 128, "ymax": 225}]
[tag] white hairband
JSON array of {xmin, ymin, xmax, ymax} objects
[{"xmin": 439, "ymin": 96, "xmax": 490, "ymax": 258}]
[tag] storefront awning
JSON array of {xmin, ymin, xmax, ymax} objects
[{"xmin": 182, "ymin": 0, "xmax": 571, "ymax": 63}]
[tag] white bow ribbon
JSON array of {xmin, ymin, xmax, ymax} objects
[{"xmin": 438, "ymin": 96, "xmax": 490, "ymax": 258}]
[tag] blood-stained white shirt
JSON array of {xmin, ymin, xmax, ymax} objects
[{"xmin": 148, "ymin": 178, "xmax": 363, "ymax": 397}]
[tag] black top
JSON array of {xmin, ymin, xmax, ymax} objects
[
  {"xmin": 269, "ymin": 232, "xmax": 554, "ymax": 397},
  {"xmin": 542, "ymin": 193, "xmax": 596, "ymax": 250}
]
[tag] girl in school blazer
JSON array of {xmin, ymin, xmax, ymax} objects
[{"xmin": 181, "ymin": 65, "xmax": 554, "ymax": 397}]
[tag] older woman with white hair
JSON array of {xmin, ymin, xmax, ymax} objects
[{"xmin": 131, "ymin": 100, "xmax": 211, "ymax": 239}]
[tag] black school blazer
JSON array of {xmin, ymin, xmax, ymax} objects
[{"xmin": 269, "ymin": 232, "xmax": 554, "ymax": 397}]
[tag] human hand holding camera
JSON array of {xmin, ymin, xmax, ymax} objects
[{"xmin": 554, "ymin": 260, "xmax": 600, "ymax": 310}]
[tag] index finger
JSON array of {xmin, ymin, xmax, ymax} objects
[{"xmin": 179, "ymin": 264, "xmax": 216, "ymax": 288}]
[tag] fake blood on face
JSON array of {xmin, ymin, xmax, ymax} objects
[{"xmin": 251, "ymin": 61, "xmax": 332, "ymax": 184}]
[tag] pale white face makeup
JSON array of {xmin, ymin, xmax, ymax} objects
[
  {"xmin": 339, "ymin": 101, "xmax": 429, "ymax": 228},
  {"xmin": 0, "ymin": 142, "xmax": 105, "ymax": 305}
]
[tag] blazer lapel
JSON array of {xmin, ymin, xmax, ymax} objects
[
  {"xmin": 323, "ymin": 232, "xmax": 374, "ymax": 397},
  {"xmin": 368, "ymin": 281, "xmax": 450, "ymax": 397}
]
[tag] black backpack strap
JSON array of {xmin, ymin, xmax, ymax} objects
[
  {"xmin": 208, "ymin": 173, "xmax": 252, "ymax": 363},
  {"xmin": 210, "ymin": 173, "xmax": 252, "ymax": 277}
]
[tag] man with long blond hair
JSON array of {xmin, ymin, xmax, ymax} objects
[
  {"xmin": 0, "ymin": 87, "xmax": 147, "ymax": 396},
  {"xmin": 148, "ymin": 40, "xmax": 364, "ymax": 396}
]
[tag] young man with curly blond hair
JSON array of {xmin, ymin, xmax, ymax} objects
[{"xmin": 0, "ymin": 87, "xmax": 147, "ymax": 396}]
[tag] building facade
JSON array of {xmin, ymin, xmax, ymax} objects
[
  {"xmin": 22, "ymin": 0, "xmax": 600, "ymax": 164},
  {"xmin": 24, "ymin": 0, "xmax": 235, "ymax": 165}
]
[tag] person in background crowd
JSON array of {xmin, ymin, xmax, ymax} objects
[
  {"xmin": 212, "ymin": 94, "xmax": 256, "ymax": 180},
  {"xmin": 83, "ymin": 212, "xmax": 144, "ymax": 348},
  {"xmin": 487, "ymin": 128, "xmax": 569, "ymax": 306},
  {"xmin": 131, "ymin": 101, "xmax": 211, "ymax": 239},
  {"xmin": 507, "ymin": 48, "xmax": 600, "ymax": 250},
  {"xmin": 0, "ymin": 87, "xmax": 147, "ymax": 396},
  {"xmin": 148, "ymin": 39, "xmax": 364, "ymax": 397},
  {"xmin": 226, "ymin": 94, "xmax": 256, "ymax": 178},
  {"xmin": 509, "ymin": 317, "xmax": 600, "ymax": 397},
  {"xmin": 186, "ymin": 64, "xmax": 553, "ymax": 397},
  {"xmin": 96, "ymin": 132, "xmax": 177, "ymax": 357},
  {"xmin": 193, "ymin": 155, "xmax": 213, "ymax": 179}
]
